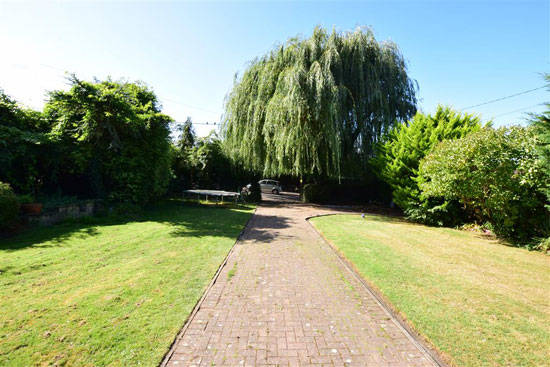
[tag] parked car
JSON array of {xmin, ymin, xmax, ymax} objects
[{"xmin": 259, "ymin": 179, "xmax": 282, "ymax": 194}]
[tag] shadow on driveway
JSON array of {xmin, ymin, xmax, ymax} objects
[{"xmin": 261, "ymin": 191, "xmax": 301, "ymax": 204}]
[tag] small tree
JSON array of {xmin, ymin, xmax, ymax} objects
[
  {"xmin": 176, "ymin": 117, "xmax": 195, "ymax": 150},
  {"xmin": 170, "ymin": 117, "xmax": 198, "ymax": 191},
  {"xmin": 373, "ymin": 105, "xmax": 483, "ymax": 224},
  {"xmin": 419, "ymin": 126, "xmax": 548, "ymax": 242}
]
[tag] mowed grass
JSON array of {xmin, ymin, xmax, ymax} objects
[
  {"xmin": 0, "ymin": 201, "xmax": 253, "ymax": 366},
  {"xmin": 310, "ymin": 214, "xmax": 550, "ymax": 367}
]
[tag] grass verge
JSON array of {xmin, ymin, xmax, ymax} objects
[
  {"xmin": 0, "ymin": 200, "xmax": 253, "ymax": 366},
  {"xmin": 310, "ymin": 214, "xmax": 550, "ymax": 367}
]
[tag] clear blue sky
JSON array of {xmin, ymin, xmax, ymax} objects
[{"xmin": 0, "ymin": 0, "xmax": 548, "ymax": 136}]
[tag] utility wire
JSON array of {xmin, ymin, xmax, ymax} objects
[
  {"xmin": 460, "ymin": 85, "xmax": 547, "ymax": 110},
  {"xmin": 483, "ymin": 103, "xmax": 543, "ymax": 121},
  {"xmin": 173, "ymin": 121, "xmax": 219, "ymax": 126}
]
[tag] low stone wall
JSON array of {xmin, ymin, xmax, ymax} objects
[{"xmin": 31, "ymin": 201, "xmax": 102, "ymax": 226}]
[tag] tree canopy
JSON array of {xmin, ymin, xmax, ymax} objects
[
  {"xmin": 44, "ymin": 76, "xmax": 173, "ymax": 204},
  {"xmin": 221, "ymin": 26, "xmax": 417, "ymax": 179}
]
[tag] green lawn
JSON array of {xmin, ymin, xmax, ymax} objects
[
  {"xmin": 0, "ymin": 201, "xmax": 253, "ymax": 366},
  {"xmin": 310, "ymin": 214, "xmax": 550, "ymax": 367}
]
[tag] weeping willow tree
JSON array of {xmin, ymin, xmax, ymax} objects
[{"xmin": 221, "ymin": 26, "xmax": 417, "ymax": 179}]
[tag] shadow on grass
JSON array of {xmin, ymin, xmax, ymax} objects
[
  {"xmin": 360, "ymin": 214, "xmax": 408, "ymax": 224},
  {"xmin": 313, "ymin": 212, "xmax": 406, "ymax": 225},
  {"xmin": 0, "ymin": 221, "xmax": 105, "ymax": 252},
  {"xmin": 0, "ymin": 200, "xmax": 256, "ymax": 252}
]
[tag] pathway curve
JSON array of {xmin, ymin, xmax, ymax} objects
[{"xmin": 163, "ymin": 204, "xmax": 442, "ymax": 367}]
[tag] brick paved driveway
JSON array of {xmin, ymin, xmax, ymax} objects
[{"xmin": 162, "ymin": 204, "xmax": 442, "ymax": 367}]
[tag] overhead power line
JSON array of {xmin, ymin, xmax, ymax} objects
[
  {"xmin": 174, "ymin": 121, "xmax": 219, "ymax": 126},
  {"xmin": 484, "ymin": 103, "xmax": 543, "ymax": 121},
  {"xmin": 460, "ymin": 85, "xmax": 547, "ymax": 110}
]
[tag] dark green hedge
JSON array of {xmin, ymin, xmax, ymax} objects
[{"xmin": 0, "ymin": 182, "xmax": 19, "ymax": 229}]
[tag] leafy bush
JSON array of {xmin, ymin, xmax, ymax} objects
[
  {"xmin": 528, "ymin": 75, "xmax": 550, "ymax": 248},
  {"xmin": 536, "ymin": 237, "xmax": 550, "ymax": 252},
  {"xmin": 44, "ymin": 76, "xmax": 173, "ymax": 205},
  {"xmin": 373, "ymin": 105, "xmax": 484, "ymax": 225},
  {"xmin": 419, "ymin": 126, "xmax": 548, "ymax": 243},
  {"xmin": 17, "ymin": 194, "xmax": 34, "ymax": 204},
  {"xmin": 246, "ymin": 181, "xmax": 262, "ymax": 203},
  {"xmin": 404, "ymin": 199, "xmax": 468, "ymax": 227},
  {"xmin": 0, "ymin": 89, "xmax": 50, "ymax": 194},
  {"xmin": 529, "ymin": 74, "xmax": 550, "ymax": 207},
  {"xmin": 0, "ymin": 182, "xmax": 19, "ymax": 229},
  {"xmin": 302, "ymin": 183, "xmax": 331, "ymax": 204}
]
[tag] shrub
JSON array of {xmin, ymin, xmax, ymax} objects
[
  {"xmin": 373, "ymin": 106, "xmax": 481, "ymax": 222},
  {"xmin": 0, "ymin": 182, "xmax": 19, "ymax": 229},
  {"xmin": 299, "ymin": 176, "xmax": 391, "ymax": 205},
  {"xmin": 529, "ymin": 74, "xmax": 550, "ymax": 207},
  {"xmin": 373, "ymin": 105, "xmax": 483, "ymax": 225},
  {"xmin": 302, "ymin": 183, "xmax": 331, "ymax": 204},
  {"xmin": 537, "ymin": 237, "xmax": 550, "ymax": 252},
  {"xmin": 44, "ymin": 76, "xmax": 173, "ymax": 205},
  {"xmin": 17, "ymin": 194, "xmax": 34, "ymax": 204},
  {"xmin": 529, "ymin": 76, "xmax": 550, "ymax": 248},
  {"xmin": 404, "ymin": 199, "xmax": 467, "ymax": 227},
  {"xmin": 0, "ymin": 89, "xmax": 49, "ymax": 194},
  {"xmin": 419, "ymin": 126, "xmax": 548, "ymax": 243},
  {"xmin": 246, "ymin": 181, "xmax": 262, "ymax": 203}
]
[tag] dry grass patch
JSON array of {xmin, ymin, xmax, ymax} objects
[{"xmin": 310, "ymin": 214, "xmax": 550, "ymax": 367}]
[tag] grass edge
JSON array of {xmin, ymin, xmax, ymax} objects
[
  {"xmin": 306, "ymin": 213, "xmax": 451, "ymax": 367},
  {"xmin": 158, "ymin": 207, "xmax": 257, "ymax": 367}
]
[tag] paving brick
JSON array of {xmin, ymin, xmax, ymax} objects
[{"xmin": 164, "ymin": 205, "xmax": 440, "ymax": 366}]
